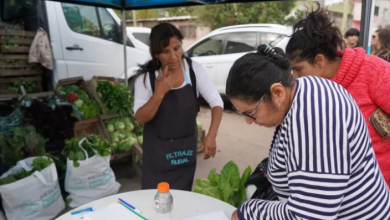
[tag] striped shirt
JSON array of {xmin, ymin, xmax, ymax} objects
[{"xmin": 238, "ymin": 77, "xmax": 390, "ymax": 220}]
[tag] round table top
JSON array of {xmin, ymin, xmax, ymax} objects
[{"xmin": 55, "ymin": 189, "xmax": 236, "ymax": 220}]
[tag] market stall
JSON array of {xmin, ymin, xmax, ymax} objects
[{"xmin": 0, "ymin": 0, "xmax": 376, "ymax": 219}]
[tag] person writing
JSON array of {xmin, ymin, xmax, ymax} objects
[
  {"xmin": 286, "ymin": 6, "xmax": 390, "ymax": 188},
  {"xmin": 228, "ymin": 44, "xmax": 390, "ymax": 220},
  {"xmin": 133, "ymin": 23, "xmax": 223, "ymax": 191}
]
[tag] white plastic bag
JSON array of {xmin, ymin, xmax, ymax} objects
[
  {"xmin": 65, "ymin": 138, "xmax": 121, "ymax": 208},
  {"xmin": 0, "ymin": 157, "xmax": 65, "ymax": 220}
]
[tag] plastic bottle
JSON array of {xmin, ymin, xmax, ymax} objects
[{"xmin": 154, "ymin": 182, "xmax": 173, "ymax": 220}]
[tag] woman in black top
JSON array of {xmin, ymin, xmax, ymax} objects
[{"xmin": 371, "ymin": 29, "xmax": 390, "ymax": 62}]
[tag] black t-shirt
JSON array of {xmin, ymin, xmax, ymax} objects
[{"xmin": 378, "ymin": 51, "xmax": 390, "ymax": 63}]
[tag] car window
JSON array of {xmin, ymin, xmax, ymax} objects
[
  {"xmin": 98, "ymin": 8, "xmax": 118, "ymax": 42},
  {"xmin": 260, "ymin": 33, "xmax": 285, "ymax": 47},
  {"xmin": 224, "ymin": 32, "xmax": 257, "ymax": 54},
  {"xmin": 62, "ymin": 3, "xmax": 101, "ymax": 38},
  {"xmin": 133, "ymin": 32, "xmax": 150, "ymax": 46},
  {"xmin": 191, "ymin": 34, "xmax": 225, "ymax": 57}
]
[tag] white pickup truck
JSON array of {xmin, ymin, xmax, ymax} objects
[{"xmin": 0, "ymin": 0, "xmax": 151, "ymax": 88}]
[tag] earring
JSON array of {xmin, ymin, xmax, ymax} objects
[{"xmin": 278, "ymin": 101, "xmax": 285, "ymax": 111}]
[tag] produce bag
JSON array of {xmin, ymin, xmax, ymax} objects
[
  {"xmin": 0, "ymin": 157, "xmax": 65, "ymax": 220},
  {"xmin": 65, "ymin": 138, "xmax": 121, "ymax": 208}
]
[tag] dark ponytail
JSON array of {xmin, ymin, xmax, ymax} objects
[
  {"xmin": 226, "ymin": 44, "xmax": 293, "ymax": 104},
  {"xmin": 286, "ymin": 3, "xmax": 343, "ymax": 63},
  {"xmin": 135, "ymin": 23, "xmax": 184, "ymax": 83}
]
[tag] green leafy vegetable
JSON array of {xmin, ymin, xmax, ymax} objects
[
  {"xmin": 237, "ymin": 166, "xmax": 252, "ymax": 206},
  {"xmin": 58, "ymin": 85, "xmax": 100, "ymax": 119},
  {"xmin": 0, "ymin": 157, "xmax": 53, "ymax": 186},
  {"xmin": 0, "ymin": 125, "xmax": 47, "ymax": 168},
  {"xmin": 96, "ymin": 81, "xmax": 133, "ymax": 115},
  {"xmin": 194, "ymin": 161, "xmax": 252, "ymax": 207},
  {"xmin": 32, "ymin": 157, "xmax": 53, "ymax": 171},
  {"xmin": 104, "ymin": 116, "xmax": 138, "ymax": 153},
  {"xmin": 62, "ymin": 135, "xmax": 113, "ymax": 167}
]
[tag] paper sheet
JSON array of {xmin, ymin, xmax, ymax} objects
[
  {"xmin": 83, "ymin": 203, "xmax": 144, "ymax": 220},
  {"xmin": 181, "ymin": 210, "xmax": 229, "ymax": 220}
]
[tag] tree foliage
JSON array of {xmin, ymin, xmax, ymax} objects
[{"xmin": 164, "ymin": 1, "xmax": 298, "ymax": 30}]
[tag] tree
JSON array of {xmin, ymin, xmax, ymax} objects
[
  {"xmin": 163, "ymin": 2, "xmax": 298, "ymax": 30},
  {"xmin": 113, "ymin": 10, "xmax": 133, "ymax": 20}
]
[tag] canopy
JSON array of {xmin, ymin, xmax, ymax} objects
[{"xmin": 49, "ymin": 0, "xmax": 259, "ymax": 10}]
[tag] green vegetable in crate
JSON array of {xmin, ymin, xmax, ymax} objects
[
  {"xmin": 58, "ymin": 85, "xmax": 100, "ymax": 119},
  {"xmin": 96, "ymin": 81, "xmax": 134, "ymax": 115},
  {"xmin": 73, "ymin": 99, "xmax": 84, "ymax": 108},
  {"xmin": 194, "ymin": 161, "xmax": 252, "ymax": 207},
  {"xmin": 77, "ymin": 99, "xmax": 100, "ymax": 119},
  {"xmin": 137, "ymin": 136, "xmax": 143, "ymax": 145},
  {"xmin": 117, "ymin": 137, "xmax": 133, "ymax": 153},
  {"xmin": 0, "ymin": 125, "xmax": 47, "ymax": 168},
  {"xmin": 115, "ymin": 121, "xmax": 125, "ymax": 130},
  {"xmin": 6, "ymin": 80, "xmax": 39, "ymax": 94}
]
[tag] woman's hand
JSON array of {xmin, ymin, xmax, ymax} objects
[
  {"xmin": 231, "ymin": 210, "xmax": 239, "ymax": 220},
  {"xmin": 200, "ymin": 134, "xmax": 217, "ymax": 160},
  {"xmin": 154, "ymin": 66, "xmax": 172, "ymax": 99}
]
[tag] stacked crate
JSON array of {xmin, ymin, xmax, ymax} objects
[{"xmin": 0, "ymin": 29, "xmax": 42, "ymax": 95}]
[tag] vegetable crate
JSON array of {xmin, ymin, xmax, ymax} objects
[
  {"xmin": 0, "ymin": 76, "xmax": 42, "ymax": 94},
  {"xmin": 0, "ymin": 55, "xmax": 43, "ymax": 77},
  {"xmin": 197, "ymin": 129, "xmax": 206, "ymax": 153},
  {"xmin": 0, "ymin": 30, "xmax": 35, "ymax": 54},
  {"xmin": 86, "ymin": 76, "xmax": 116, "ymax": 114},
  {"xmin": 56, "ymin": 77, "xmax": 89, "ymax": 94},
  {"xmin": 74, "ymin": 118, "xmax": 105, "ymax": 138},
  {"xmin": 100, "ymin": 113, "xmax": 139, "ymax": 162}
]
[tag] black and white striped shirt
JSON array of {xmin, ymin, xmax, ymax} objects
[{"xmin": 238, "ymin": 77, "xmax": 390, "ymax": 220}]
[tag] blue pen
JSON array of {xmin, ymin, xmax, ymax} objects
[{"xmin": 118, "ymin": 198, "xmax": 142, "ymax": 214}]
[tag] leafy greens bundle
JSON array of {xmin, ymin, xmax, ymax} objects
[{"xmin": 194, "ymin": 161, "xmax": 252, "ymax": 207}]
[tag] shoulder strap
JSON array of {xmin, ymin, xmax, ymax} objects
[
  {"xmin": 184, "ymin": 57, "xmax": 197, "ymax": 96},
  {"xmin": 149, "ymin": 70, "xmax": 156, "ymax": 93},
  {"xmin": 184, "ymin": 57, "xmax": 200, "ymax": 112}
]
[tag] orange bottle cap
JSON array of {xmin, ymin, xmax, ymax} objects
[{"xmin": 157, "ymin": 182, "xmax": 170, "ymax": 193}]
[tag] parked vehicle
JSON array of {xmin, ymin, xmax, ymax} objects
[
  {"xmin": 184, "ymin": 24, "xmax": 292, "ymax": 95},
  {"xmin": 0, "ymin": 0, "xmax": 151, "ymax": 87}
]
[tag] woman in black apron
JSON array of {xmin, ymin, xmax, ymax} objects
[{"xmin": 133, "ymin": 23, "xmax": 223, "ymax": 191}]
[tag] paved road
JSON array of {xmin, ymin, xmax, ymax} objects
[{"xmin": 194, "ymin": 105, "xmax": 274, "ymax": 180}]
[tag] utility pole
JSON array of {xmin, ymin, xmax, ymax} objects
[{"xmin": 132, "ymin": 10, "xmax": 137, "ymax": 27}]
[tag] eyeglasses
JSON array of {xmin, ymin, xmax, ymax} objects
[{"xmin": 232, "ymin": 97, "xmax": 263, "ymax": 120}]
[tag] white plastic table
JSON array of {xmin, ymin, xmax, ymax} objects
[{"xmin": 55, "ymin": 190, "xmax": 236, "ymax": 220}]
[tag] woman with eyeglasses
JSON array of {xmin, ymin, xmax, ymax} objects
[
  {"xmin": 228, "ymin": 44, "xmax": 390, "ymax": 220},
  {"xmin": 286, "ymin": 5, "xmax": 390, "ymax": 188},
  {"xmin": 372, "ymin": 29, "xmax": 390, "ymax": 62},
  {"xmin": 133, "ymin": 23, "xmax": 223, "ymax": 191}
]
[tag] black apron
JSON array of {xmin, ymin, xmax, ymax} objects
[{"xmin": 141, "ymin": 58, "xmax": 200, "ymax": 191}]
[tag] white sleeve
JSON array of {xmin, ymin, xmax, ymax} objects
[
  {"xmin": 133, "ymin": 73, "xmax": 153, "ymax": 114},
  {"xmin": 191, "ymin": 60, "xmax": 224, "ymax": 109}
]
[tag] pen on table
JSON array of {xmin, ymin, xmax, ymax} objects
[
  {"xmin": 118, "ymin": 198, "xmax": 142, "ymax": 214},
  {"xmin": 117, "ymin": 202, "xmax": 148, "ymax": 220}
]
